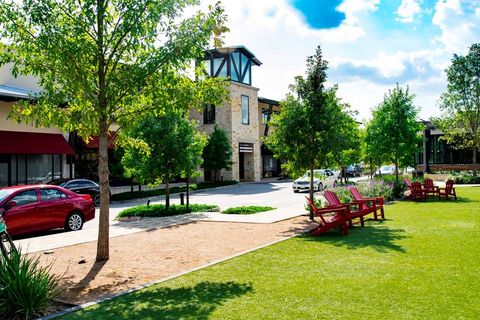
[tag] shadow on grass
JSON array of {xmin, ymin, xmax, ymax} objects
[
  {"xmin": 299, "ymin": 223, "xmax": 408, "ymax": 253},
  {"xmin": 81, "ymin": 281, "xmax": 253, "ymax": 320}
]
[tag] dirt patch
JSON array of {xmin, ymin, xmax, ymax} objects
[{"xmin": 36, "ymin": 216, "xmax": 316, "ymax": 306}]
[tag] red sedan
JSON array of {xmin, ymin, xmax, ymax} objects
[{"xmin": 0, "ymin": 185, "xmax": 95, "ymax": 237}]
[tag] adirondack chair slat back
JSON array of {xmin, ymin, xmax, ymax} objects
[
  {"xmin": 424, "ymin": 179, "xmax": 434, "ymax": 189},
  {"xmin": 404, "ymin": 177, "xmax": 413, "ymax": 188},
  {"xmin": 445, "ymin": 180, "xmax": 454, "ymax": 193},
  {"xmin": 349, "ymin": 187, "xmax": 362, "ymax": 201},
  {"xmin": 411, "ymin": 181, "xmax": 422, "ymax": 192},
  {"xmin": 324, "ymin": 190, "xmax": 341, "ymax": 206}
]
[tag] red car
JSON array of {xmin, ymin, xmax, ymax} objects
[{"xmin": 0, "ymin": 185, "xmax": 95, "ymax": 237}]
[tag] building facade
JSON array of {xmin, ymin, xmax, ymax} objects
[
  {"xmin": 415, "ymin": 121, "xmax": 480, "ymax": 172},
  {"xmin": 0, "ymin": 64, "xmax": 74, "ymax": 187},
  {"xmin": 190, "ymin": 46, "xmax": 281, "ymax": 182}
]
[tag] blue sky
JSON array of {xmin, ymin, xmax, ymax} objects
[{"xmin": 200, "ymin": 0, "xmax": 480, "ymax": 121}]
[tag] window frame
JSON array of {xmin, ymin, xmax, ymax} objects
[
  {"xmin": 10, "ymin": 190, "xmax": 38, "ymax": 206},
  {"xmin": 241, "ymin": 95, "xmax": 249, "ymax": 125},
  {"xmin": 203, "ymin": 104, "xmax": 216, "ymax": 124}
]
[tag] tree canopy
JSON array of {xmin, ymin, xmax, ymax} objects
[
  {"xmin": 265, "ymin": 46, "xmax": 343, "ymax": 218},
  {"xmin": 202, "ymin": 125, "xmax": 232, "ymax": 181},
  {"xmin": 365, "ymin": 84, "xmax": 421, "ymax": 181},
  {"xmin": 0, "ymin": 0, "xmax": 228, "ymax": 261},
  {"xmin": 435, "ymin": 43, "xmax": 480, "ymax": 165},
  {"xmin": 121, "ymin": 111, "xmax": 206, "ymax": 209}
]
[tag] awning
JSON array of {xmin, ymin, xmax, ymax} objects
[
  {"xmin": 0, "ymin": 85, "xmax": 39, "ymax": 102},
  {"xmin": 85, "ymin": 132, "xmax": 117, "ymax": 149},
  {"xmin": 0, "ymin": 130, "xmax": 75, "ymax": 155}
]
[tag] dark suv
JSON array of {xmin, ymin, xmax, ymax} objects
[
  {"xmin": 49, "ymin": 179, "xmax": 101, "ymax": 206},
  {"xmin": 345, "ymin": 165, "xmax": 362, "ymax": 177}
]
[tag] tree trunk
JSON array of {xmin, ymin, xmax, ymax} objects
[
  {"xmin": 186, "ymin": 175, "xmax": 190, "ymax": 209},
  {"xmin": 394, "ymin": 158, "xmax": 399, "ymax": 183},
  {"xmin": 96, "ymin": 122, "xmax": 110, "ymax": 262},
  {"xmin": 309, "ymin": 164, "xmax": 314, "ymax": 220},
  {"xmin": 165, "ymin": 180, "xmax": 170, "ymax": 209},
  {"xmin": 473, "ymin": 147, "xmax": 477, "ymax": 177},
  {"xmin": 378, "ymin": 159, "xmax": 382, "ymax": 178},
  {"xmin": 369, "ymin": 157, "xmax": 373, "ymax": 179}
]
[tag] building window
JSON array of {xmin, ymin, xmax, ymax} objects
[
  {"xmin": 204, "ymin": 104, "xmax": 215, "ymax": 124},
  {"xmin": 241, "ymin": 95, "xmax": 249, "ymax": 125},
  {"xmin": 262, "ymin": 108, "xmax": 269, "ymax": 125}
]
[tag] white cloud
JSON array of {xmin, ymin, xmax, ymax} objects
[
  {"xmin": 396, "ymin": 0, "xmax": 422, "ymax": 23},
  {"xmin": 432, "ymin": 0, "xmax": 480, "ymax": 53}
]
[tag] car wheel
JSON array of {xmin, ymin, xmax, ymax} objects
[
  {"xmin": 93, "ymin": 193, "xmax": 101, "ymax": 207},
  {"xmin": 317, "ymin": 183, "xmax": 323, "ymax": 191},
  {"xmin": 65, "ymin": 212, "xmax": 84, "ymax": 232},
  {"xmin": 293, "ymin": 190, "xmax": 299, "ymax": 193}
]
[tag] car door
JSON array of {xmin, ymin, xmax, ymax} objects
[
  {"xmin": 3, "ymin": 189, "xmax": 40, "ymax": 235},
  {"xmin": 38, "ymin": 188, "xmax": 73, "ymax": 230}
]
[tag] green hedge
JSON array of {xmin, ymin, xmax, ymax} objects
[
  {"xmin": 222, "ymin": 206, "xmax": 276, "ymax": 215},
  {"xmin": 117, "ymin": 204, "xmax": 220, "ymax": 218},
  {"xmin": 448, "ymin": 172, "xmax": 480, "ymax": 184},
  {"xmin": 111, "ymin": 180, "xmax": 238, "ymax": 201}
]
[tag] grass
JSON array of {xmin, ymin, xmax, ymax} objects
[
  {"xmin": 116, "ymin": 204, "xmax": 220, "ymax": 218},
  {"xmin": 110, "ymin": 180, "xmax": 238, "ymax": 201},
  {"xmin": 222, "ymin": 206, "xmax": 276, "ymax": 215},
  {"xmin": 62, "ymin": 188, "xmax": 480, "ymax": 319}
]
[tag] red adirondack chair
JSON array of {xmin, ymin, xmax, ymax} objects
[
  {"xmin": 439, "ymin": 180, "xmax": 457, "ymax": 200},
  {"xmin": 349, "ymin": 187, "xmax": 385, "ymax": 220},
  {"xmin": 305, "ymin": 197, "xmax": 348, "ymax": 236},
  {"xmin": 404, "ymin": 178, "xmax": 427, "ymax": 200},
  {"xmin": 323, "ymin": 190, "xmax": 376, "ymax": 227},
  {"xmin": 411, "ymin": 182, "xmax": 428, "ymax": 201},
  {"xmin": 423, "ymin": 178, "xmax": 439, "ymax": 197}
]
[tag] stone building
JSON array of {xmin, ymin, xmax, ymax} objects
[{"xmin": 190, "ymin": 46, "xmax": 281, "ymax": 182}]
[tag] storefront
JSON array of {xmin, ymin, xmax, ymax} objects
[{"xmin": 0, "ymin": 130, "xmax": 74, "ymax": 186}]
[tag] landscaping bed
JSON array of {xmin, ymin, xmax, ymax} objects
[
  {"xmin": 222, "ymin": 206, "xmax": 276, "ymax": 215},
  {"xmin": 117, "ymin": 204, "xmax": 219, "ymax": 219},
  {"xmin": 110, "ymin": 181, "xmax": 238, "ymax": 201}
]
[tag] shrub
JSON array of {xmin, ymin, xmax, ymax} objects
[
  {"xmin": 0, "ymin": 249, "xmax": 60, "ymax": 319},
  {"xmin": 117, "ymin": 204, "xmax": 220, "ymax": 218},
  {"xmin": 222, "ymin": 206, "xmax": 276, "ymax": 215},
  {"xmin": 448, "ymin": 171, "xmax": 480, "ymax": 184}
]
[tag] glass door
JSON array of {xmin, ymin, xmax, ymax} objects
[{"xmin": 0, "ymin": 162, "xmax": 9, "ymax": 187}]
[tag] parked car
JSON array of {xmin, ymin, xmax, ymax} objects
[
  {"xmin": 377, "ymin": 165, "xmax": 396, "ymax": 175},
  {"xmin": 345, "ymin": 164, "xmax": 362, "ymax": 177},
  {"xmin": 293, "ymin": 169, "xmax": 339, "ymax": 193},
  {"xmin": 0, "ymin": 185, "xmax": 95, "ymax": 237},
  {"xmin": 49, "ymin": 179, "xmax": 102, "ymax": 206}
]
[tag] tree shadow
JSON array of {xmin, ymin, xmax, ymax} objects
[
  {"xmin": 299, "ymin": 222, "xmax": 408, "ymax": 253},
  {"xmin": 79, "ymin": 281, "xmax": 254, "ymax": 319}
]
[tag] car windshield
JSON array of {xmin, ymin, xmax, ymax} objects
[{"xmin": 0, "ymin": 189, "xmax": 15, "ymax": 203}]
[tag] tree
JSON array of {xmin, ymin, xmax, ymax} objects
[
  {"xmin": 122, "ymin": 112, "xmax": 206, "ymax": 209},
  {"xmin": 328, "ymin": 89, "xmax": 361, "ymax": 183},
  {"xmin": 436, "ymin": 43, "xmax": 480, "ymax": 168},
  {"xmin": 0, "ymin": 0, "xmax": 228, "ymax": 261},
  {"xmin": 366, "ymin": 84, "xmax": 421, "ymax": 182},
  {"xmin": 264, "ymin": 46, "xmax": 342, "ymax": 219},
  {"xmin": 202, "ymin": 125, "xmax": 232, "ymax": 181}
]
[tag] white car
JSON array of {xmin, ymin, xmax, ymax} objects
[
  {"xmin": 293, "ymin": 169, "xmax": 339, "ymax": 193},
  {"xmin": 377, "ymin": 165, "xmax": 396, "ymax": 175}
]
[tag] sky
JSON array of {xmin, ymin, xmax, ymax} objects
[{"xmin": 198, "ymin": 0, "xmax": 480, "ymax": 121}]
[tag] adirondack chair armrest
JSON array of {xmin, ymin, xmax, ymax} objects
[
  {"xmin": 375, "ymin": 197, "xmax": 384, "ymax": 204},
  {"xmin": 312, "ymin": 206, "xmax": 348, "ymax": 224}
]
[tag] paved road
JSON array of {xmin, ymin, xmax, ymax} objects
[{"xmin": 15, "ymin": 181, "xmax": 313, "ymax": 253}]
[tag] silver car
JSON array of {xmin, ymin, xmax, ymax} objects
[{"xmin": 293, "ymin": 169, "xmax": 339, "ymax": 193}]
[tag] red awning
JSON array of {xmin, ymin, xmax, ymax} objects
[
  {"xmin": 85, "ymin": 132, "xmax": 117, "ymax": 149},
  {"xmin": 0, "ymin": 130, "xmax": 75, "ymax": 155}
]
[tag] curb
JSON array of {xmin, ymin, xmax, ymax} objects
[{"xmin": 38, "ymin": 231, "xmax": 306, "ymax": 319}]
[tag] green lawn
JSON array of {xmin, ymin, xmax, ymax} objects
[{"xmin": 62, "ymin": 188, "xmax": 480, "ymax": 319}]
